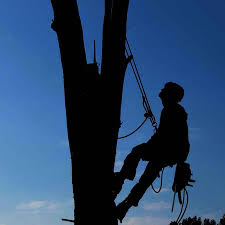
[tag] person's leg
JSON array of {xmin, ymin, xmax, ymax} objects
[
  {"xmin": 116, "ymin": 163, "xmax": 162, "ymax": 222},
  {"xmin": 113, "ymin": 143, "xmax": 147, "ymax": 199},
  {"xmin": 120, "ymin": 143, "xmax": 147, "ymax": 180}
]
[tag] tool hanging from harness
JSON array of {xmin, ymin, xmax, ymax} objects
[{"xmin": 171, "ymin": 162, "xmax": 195, "ymax": 223}]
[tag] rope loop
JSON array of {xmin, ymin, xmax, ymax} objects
[
  {"xmin": 151, "ymin": 168, "xmax": 164, "ymax": 193},
  {"xmin": 176, "ymin": 188, "xmax": 189, "ymax": 224},
  {"xmin": 118, "ymin": 117, "xmax": 148, "ymax": 139}
]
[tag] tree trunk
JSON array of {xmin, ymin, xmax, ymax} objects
[{"xmin": 51, "ymin": 1, "xmax": 130, "ymax": 225}]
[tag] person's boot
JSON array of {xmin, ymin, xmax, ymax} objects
[{"xmin": 113, "ymin": 172, "xmax": 125, "ymax": 200}]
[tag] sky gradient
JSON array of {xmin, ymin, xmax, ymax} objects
[{"xmin": 0, "ymin": 0, "xmax": 225, "ymax": 225}]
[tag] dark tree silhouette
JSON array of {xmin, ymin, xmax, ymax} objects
[
  {"xmin": 204, "ymin": 218, "xmax": 217, "ymax": 225},
  {"xmin": 170, "ymin": 215, "xmax": 224, "ymax": 225},
  {"xmin": 219, "ymin": 215, "xmax": 225, "ymax": 225},
  {"xmin": 50, "ymin": 0, "xmax": 130, "ymax": 225},
  {"xmin": 170, "ymin": 216, "xmax": 202, "ymax": 225},
  {"xmin": 181, "ymin": 216, "xmax": 202, "ymax": 225}
]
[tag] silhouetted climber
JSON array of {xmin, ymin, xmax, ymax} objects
[{"xmin": 114, "ymin": 82, "xmax": 191, "ymax": 222}]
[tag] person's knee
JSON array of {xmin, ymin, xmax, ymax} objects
[
  {"xmin": 132, "ymin": 146, "xmax": 139, "ymax": 154},
  {"xmin": 132, "ymin": 143, "xmax": 146, "ymax": 155}
]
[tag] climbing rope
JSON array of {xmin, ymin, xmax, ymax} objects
[
  {"xmin": 125, "ymin": 38, "xmax": 158, "ymax": 132},
  {"xmin": 171, "ymin": 187, "xmax": 189, "ymax": 224},
  {"xmin": 151, "ymin": 168, "xmax": 164, "ymax": 193},
  {"xmin": 118, "ymin": 117, "xmax": 148, "ymax": 139},
  {"xmin": 176, "ymin": 188, "xmax": 189, "ymax": 224},
  {"xmin": 117, "ymin": 38, "xmax": 158, "ymax": 140}
]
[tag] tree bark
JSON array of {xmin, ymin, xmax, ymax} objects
[{"xmin": 51, "ymin": 1, "xmax": 130, "ymax": 225}]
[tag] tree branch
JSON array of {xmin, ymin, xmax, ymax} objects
[
  {"xmin": 101, "ymin": 0, "xmax": 130, "ymax": 169},
  {"xmin": 51, "ymin": 0, "xmax": 87, "ymax": 75},
  {"xmin": 51, "ymin": 0, "xmax": 88, "ymax": 155}
]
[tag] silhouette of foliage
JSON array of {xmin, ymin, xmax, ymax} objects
[
  {"xmin": 219, "ymin": 215, "xmax": 225, "ymax": 225},
  {"xmin": 204, "ymin": 218, "xmax": 216, "ymax": 225},
  {"xmin": 170, "ymin": 214, "xmax": 225, "ymax": 225},
  {"xmin": 182, "ymin": 216, "xmax": 202, "ymax": 225}
]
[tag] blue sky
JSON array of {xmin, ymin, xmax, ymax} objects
[{"xmin": 0, "ymin": 0, "xmax": 225, "ymax": 225}]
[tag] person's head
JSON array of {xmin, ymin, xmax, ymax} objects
[{"xmin": 159, "ymin": 82, "xmax": 184, "ymax": 106}]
